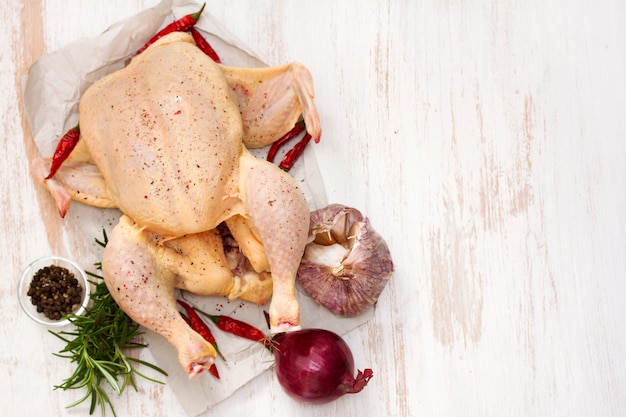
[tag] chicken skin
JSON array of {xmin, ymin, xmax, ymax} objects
[{"xmin": 32, "ymin": 32, "xmax": 321, "ymax": 377}]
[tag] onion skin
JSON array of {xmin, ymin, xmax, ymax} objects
[
  {"xmin": 272, "ymin": 328, "xmax": 373, "ymax": 404},
  {"xmin": 298, "ymin": 204, "xmax": 394, "ymax": 316}
]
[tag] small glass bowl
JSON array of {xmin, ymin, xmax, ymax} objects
[{"xmin": 18, "ymin": 256, "xmax": 91, "ymax": 327}]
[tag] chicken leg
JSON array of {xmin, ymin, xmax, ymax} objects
[
  {"xmin": 237, "ymin": 148, "xmax": 310, "ymax": 332},
  {"xmin": 101, "ymin": 215, "xmax": 218, "ymax": 378}
]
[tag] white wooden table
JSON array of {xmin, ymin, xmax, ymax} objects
[{"xmin": 3, "ymin": 0, "xmax": 625, "ymax": 416}]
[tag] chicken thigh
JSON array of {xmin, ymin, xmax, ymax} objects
[{"xmin": 33, "ymin": 32, "xmax": 321, "ymax": 377}]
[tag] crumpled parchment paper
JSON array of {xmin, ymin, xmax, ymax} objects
[{"xmin": 22, "ymin": 0, "xmax": 374, "ymax": 415}]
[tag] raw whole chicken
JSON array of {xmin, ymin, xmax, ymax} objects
[{"xmin": 32, "ymin": 32, "xmax": 321, "ymax": 377}]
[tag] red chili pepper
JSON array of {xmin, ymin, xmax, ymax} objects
[
  {"xmin": 181, "ymin": 313, "xmax": 220, "ymax": 379},
  {"xmin": 45, "ymin": 124, "xmax": 80, "ymax": 180},
  {"xmin": 136, "ymin": 3, "xmax": 206, "ymax": 54},
  {"xmin": 195, "ymin": 308, "xmax": 271, "ymax": 348},
  {"xmin": 266, "ymin": 120, "xmax": 306, "ymax": 163},
  {"xmin": 279, "ymin": 132, "xmax": 313, "ymax": 171},
  {"xmin": 177, "ymin": 300, "xmax": 225, "ymax": 361},
  {"xmin": 190, "ymin": 27, "xmax": 221, "ymax": 63}
]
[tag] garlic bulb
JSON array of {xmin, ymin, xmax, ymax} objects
[{"xmin": 297, "ymin": 204, "xmax": 393, "ymax": 317}]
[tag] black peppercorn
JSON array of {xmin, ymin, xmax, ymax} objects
[{"xmin": 27, "ymin": 265, "xmax": 83, "ymax": 320}]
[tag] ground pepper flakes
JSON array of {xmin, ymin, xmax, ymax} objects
[{"xmin": 27, "ymin": 265, "xmax": 83, "ymax": 320}]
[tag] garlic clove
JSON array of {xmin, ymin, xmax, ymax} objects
[
  {"xmin": 298, "ymin": 204, "xmax": 393, "ymax": 317},
  {"xmin": 303, "ymin": 243, "xmax": 350, "ymax": 272}
]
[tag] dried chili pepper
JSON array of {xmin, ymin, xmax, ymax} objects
[
  {"xmin": 279, "ymin": 132, "xmax": 313, "ymax": 171},
  {"xmin": 45, "ymin": 124, "xmax": 80, "ymax": 180},
  {"xmin": 136, "ymin": 3, "xmax": 206, "ymax": 54},
  {"xmin": 180, "ymin": 312, "xmax": 220, "ymax": 379},
  {"xmin": 266, "ymin": 120, "xmax": 306, "ymax": 163},
  {"xmin": 190, "ymin": 27, "xmax": 221, "ymax": 63},
  {"xmin": 195, "ymin": 308, "xmax": 271, "ymax": 348},
  {"xmin": 177, "ymin": 299, "xmax": 225, "ymax": 360}
]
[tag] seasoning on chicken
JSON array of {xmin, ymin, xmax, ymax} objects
[{"xmin": 32, "ymin": 32, "xmax": 321, "ymax": 377}]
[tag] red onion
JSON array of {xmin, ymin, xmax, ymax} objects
[{"xmin": 272, "ymin": 328, "xmax": 373, "ymax": 404}]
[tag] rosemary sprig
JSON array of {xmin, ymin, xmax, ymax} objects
[{"xmin": 50, "ymin": 229, "xmax": 167, "ymax": 417}]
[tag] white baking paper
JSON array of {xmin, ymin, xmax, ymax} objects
[{"xmin": 22, "ymin": 0, "xmax": 374, "ymax": 415}]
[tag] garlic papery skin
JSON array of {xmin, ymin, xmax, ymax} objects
[{"xmin": 297, "ymin": 204, "xmax": 393, "ymax": 317}]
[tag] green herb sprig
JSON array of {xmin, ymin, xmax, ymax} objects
[{"xmin": 50, "ymin": 229, "xmax": 167, "ymax": 417}]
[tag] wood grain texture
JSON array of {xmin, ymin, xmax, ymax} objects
[{"xmin": 2, "ymin": 0, "xmax": 625, "ymax": 416}]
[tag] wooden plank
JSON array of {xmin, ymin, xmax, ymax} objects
[{"xmin": 1, "ymin": 0, "xmax": 625, "ymax": 416}]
